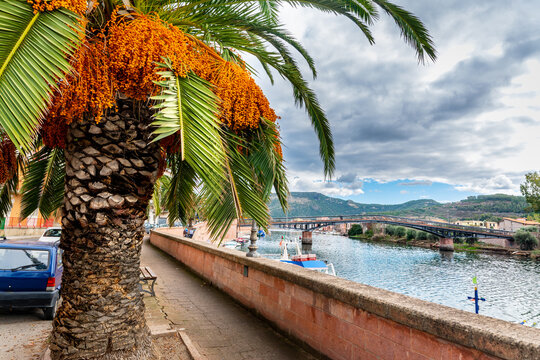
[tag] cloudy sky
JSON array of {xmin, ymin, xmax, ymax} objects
[{"xmin": 247, "ymin": 0, "xmax": 540, "ymax": 204}]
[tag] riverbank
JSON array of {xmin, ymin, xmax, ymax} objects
[{"xmin": 349, "ymin": 233, "xmax": 540, "ymax": 259}]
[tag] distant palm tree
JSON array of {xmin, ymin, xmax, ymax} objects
[{"xmin": 0, "ymin": 0, "xmax": 435, "ymax": 358}]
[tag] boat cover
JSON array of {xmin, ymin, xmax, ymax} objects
[{"xmin": 280, "ymin": 260, "xmax": 327, "ymax": 269}]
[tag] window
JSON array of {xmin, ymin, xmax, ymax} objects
[
  {"xmin": 43, "ymin": 229, "xmax": 62, "ymax": 237},
  {"xmin": 56, "ymin": 249, "xmax": 63, "ymax": 268},
  {"xmin": 0, "ymin": 249, "xmax": 50, "ymax": 271}
]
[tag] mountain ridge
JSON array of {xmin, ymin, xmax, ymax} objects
[{"xmin": 268, "ymin": 192, "xmax": 528, "ymax": 220}]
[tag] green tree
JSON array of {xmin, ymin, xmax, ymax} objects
[
  {"xmin": 385, "ymin": 225, "xmax": 396, "ymax": 236},
  {"xmin": 466, "ymin": 237, "xmax": 476, "ymax": 245},
  {"xmin": 522, "ymin": 226, "xmax": 539, "ymax": 233},
  {"xmin": 406, "ymin": 229, "xmax": 416, "ymax": 241},
  {"xmin": 514, "ymin": 230, "xmax": 539, "ymax": 250},
  {"xmin": 395, "ymin": 226, "xmax": 406, "ymax": 237},
  {"xmin": 521, "ymin": 172, "xmax": 540, "ymax": 213},
  {"xmin": 0, "ymin": 0, "xmax": 435, "ymax": 358},
  {"xmin": 415, "ymin": 231, "xmax": 428, "ymax": 241},
  {"xmin": 348, "ymin": 224, "xmax": 363, "ymax": 236},
  {"xmin": 427, "ymin": 233, "xmax": 438, "ymax": 242}
]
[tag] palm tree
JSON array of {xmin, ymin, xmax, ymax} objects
[{"xmin": 0, "ymin": 0, "xmax": 435, "ymax": 358}]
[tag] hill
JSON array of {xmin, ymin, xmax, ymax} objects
[{"xmin": 269, "ymin": 192, "xmax": 528, "ymax": 221}]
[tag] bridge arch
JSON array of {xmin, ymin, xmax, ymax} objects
[{"xmin": 270, "ymin": 215, "xmax": 514, "ymax": 240}]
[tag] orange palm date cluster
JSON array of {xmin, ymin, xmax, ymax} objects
[
  {"xmin": 41, "ymin": 13, "xmax": 280, "ymax": 152},
  {"xmin": 107, "ymin": 15, "xmax": 200, "ymax": 100},
  {"xmin": 207, "ymin": 61, "xmax": 277, "ymax": 131},
  {"xmin": 42, "ymin": 38, "xmax": 114, "ymax": 147},
  {"xmin": 28, "ymin": 0, "xmax": 87, "ymax": 15},
  {"xmin": 0, "ymin": 138, "xmax": 17, "ymax": 184}
]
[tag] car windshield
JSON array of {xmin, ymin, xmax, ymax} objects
[
  {"xmin": 43, "ymin": 229, "xmax": 61, "ymax": 237},
  {"xmin": 0, "ymin": 249, "xmax": 50, "ymax": 271}
]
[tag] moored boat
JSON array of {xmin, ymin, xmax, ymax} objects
[{"xmin": 278, "ymin": 239, "xmax": 336, "ymax": 276}]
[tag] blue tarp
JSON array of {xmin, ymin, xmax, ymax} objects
[{"xmin": 280, "ymin": 260, "xmax": 327, "ymax": 269}]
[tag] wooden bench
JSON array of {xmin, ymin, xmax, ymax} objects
[{"xmin": 139, "ymin": 266, "xmax": 157, "ymax": 296}]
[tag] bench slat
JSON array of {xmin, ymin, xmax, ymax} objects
[
  {"xmin": 140, "ymin": 266, "xmax": 157, "ymax": 280},
  {"xmin": 145, "ymin": 267, "xmax": 157, "ymax": 279}
]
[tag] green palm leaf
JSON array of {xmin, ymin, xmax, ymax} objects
[
  {"xmin": 20, "ymin": 146, "xmax": 65, "ymax": 220},
  {"xmin": 38, "ymin": 148, "xmax": 65, "ymax": 218},
  {"xmin": 164, "ymin": 154, "xmax": 198, "ymax": 226},
  {"xmin": 0, "ymin": 0, "xmax": 81, "ymax": 150},
  {"xmin": 152, "ymin": 174, "xmax": 171, "ymax": 218},
  {"xmin": 200, "ymin": 129, "xmax": 270, "ymax": 242},
  {"xmin": 151, "ymin": 58, "xmax": 227, "ymax": 197},
  {"xmin": 372, "ymin": 0, "xmax": 436, "ymax": 63},
  {"xmin": 248, "ymin": 118, "xmax": 288, "ymax": 211}
]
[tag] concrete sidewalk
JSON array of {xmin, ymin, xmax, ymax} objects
[{"xmin": 141, "ymin": 238, "xmax": 320, "ymax": 360}]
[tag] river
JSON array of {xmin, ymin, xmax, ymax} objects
[{"xmin": 241, "ymin": 229, "xmax": 540, "ymax": 327}]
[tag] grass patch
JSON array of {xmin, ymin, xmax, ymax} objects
[{"xmin": 454, "ymin": 244, "xmax": 479, "ymax": 252}]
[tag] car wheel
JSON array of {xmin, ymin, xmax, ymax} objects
[{"xmin": 43, "ymin": 298, "xmax": 59, "ymax": 320}]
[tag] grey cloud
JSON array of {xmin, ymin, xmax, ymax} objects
[
  {"xmin": 337, "ymin": 173, "xmax": 356, "ymax": 183},
  {"xmin": 253, "ymin": 0, "xmax": 540, "ymax": 195},
  {"xmin": 399, "ymin": 181, "xmax": 433, "ymax": 187}
]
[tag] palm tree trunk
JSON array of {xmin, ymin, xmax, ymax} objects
[{"xmin": 50, "ymin": 99, "xmax": 161, "ymax": 359}]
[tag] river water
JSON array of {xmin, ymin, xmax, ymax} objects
[{"xmin": 241, "ymin": 229, "xmax": 540, "ymax": 326}]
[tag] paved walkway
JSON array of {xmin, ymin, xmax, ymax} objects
[{"xmin": 141, "ymin": 238, "xmax": 320, "ymax": 360}]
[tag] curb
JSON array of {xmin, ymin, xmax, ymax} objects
[
  {"xmin": 177, "ymin": 330, "xmax": 205, "ymax": 360},
  {"xmin": 41, "ymin": 329, "xmax": 205, "ymax": 360}
]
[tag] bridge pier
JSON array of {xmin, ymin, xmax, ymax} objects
[
  {"xmin": 439, "ymin": 238, "xmax": 454, "ymax": 252},
  {"xmin": 302, "ymin": 231, "xmax": 312, "ymax": 245}
]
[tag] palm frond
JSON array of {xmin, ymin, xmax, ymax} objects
[
  {"xmin": 151, "ymin": 58, "xmax": 227, "ymax": 197},
  {"xmin": 0, "ymin": 0, "xmax": 81, "ymax": 149},
  {"xmin": 152, "ymin": 174, "xmax": 171, "ymax": 217},
  {"xmin": 372, "ymin": 0, "xmax": 436, "ymax": 63},
  {"xmin": 39, "ymin": 148, "xmax": 65, "ymax": 218},
  {"xmin": 164, "ymin": 154, "xmax": 198, "ymax": 226},
  {"xmin": 20, "ymin": 146, "xmax": 65, "ymax": 220},
  {"xmin": 199, "ymin": 129, "xmax": 273, "ymax": 243},
  {"xmin": 248, "ymin": 118, "xmax": 288, "ymax": 211}
]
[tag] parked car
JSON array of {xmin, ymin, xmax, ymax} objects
[
  {"xmin": 38, "ymin": 227, "xmax": 62, "ymax": 243},
  {"xmin": 0, "ymin": 240, "xmax": 63, "ymax": 320}
]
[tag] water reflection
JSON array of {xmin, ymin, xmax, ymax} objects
[
  {"xmin": 439, "ymin": 251, "xmax": 454, "ymax": 261},
  {"xmin": 301, "ymin": 244, "xmax": 313, "ymax": 253},
  {"xmin": 243, "ymin": 229, "xmax": 540, "ymax": 326}
]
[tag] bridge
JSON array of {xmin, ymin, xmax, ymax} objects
[
  {"xmin": 270, "ymin": 215, "xmax": 513, "ymax": 238},
  {"xmin": 264, "ymin": 215, "xmax": 514, "ymax": 249}
]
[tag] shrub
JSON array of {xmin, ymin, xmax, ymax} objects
[
  {"xmin": 466, "ymin": 237, "xmax": 476, "ymax": 245},
  {"xmin": 521, "ymin": 226, "xmax": 539, "ymax": 233},
  {"xmin": 416, "ymin": 231, "xmax": 428, "ymax": 241},
  {"xmin": 364, "ymin": 229, "xmax": 374, "ymax": 237},
  {"xmin": 406, "ymin": 229, "xmax": 416, "ymax": 241},
  {"xmin": 427, "ymin": 233, "xmax": 439, "ymax": 242},
  {"xmin": 385, "ymin": 225, "xmax": 396, "ymax": 236},
  {"xmin": 372, "ymin": 234, "xmax": 385, "ymax": 241},
  {"xmin": 395, "ymin": 227, "xmax": 406, "ymax": 237},
  {"xmin": 348, "ymin": 224, "xmax": 363, "ymax": 237},
  {"xmin": 454, "ymin": 237, "xmax": 464, "ymax": 244},
  {"xmin": 514, "ymin": 230, "xmax": 539, "ymax": 250}
]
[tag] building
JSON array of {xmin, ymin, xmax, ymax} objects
[
  {"xmin": 454, "ymin": 220, "xmax": 499, "ymax": 229},
  {"xmin": 498, "ymin": 218, "xmax": 540, "ymax": 232}
]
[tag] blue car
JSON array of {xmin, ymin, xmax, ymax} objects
[{"xmin": 0, "ymin": 240, "xmax": 63, "ymax": 320}]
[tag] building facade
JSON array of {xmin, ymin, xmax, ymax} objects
[{"xmin": 498, "ymin": 218, "xmax": 540, "ymax": 232}]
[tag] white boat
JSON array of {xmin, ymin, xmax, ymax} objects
[
  {"xmin": 222, "ymin": 240, "xmax": 240, "ymax": 249},
  {"xmin": 235, "ymin": 236, "xmax": 250, "ymax": 245},
  {"xmin": 278, "ymin": 240, "xmax": 336, "ymax": 276}
]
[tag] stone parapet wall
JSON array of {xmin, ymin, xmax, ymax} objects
[{"xmin": 150, "ymin": 230, "xmax": 540, "ymax": 360}]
